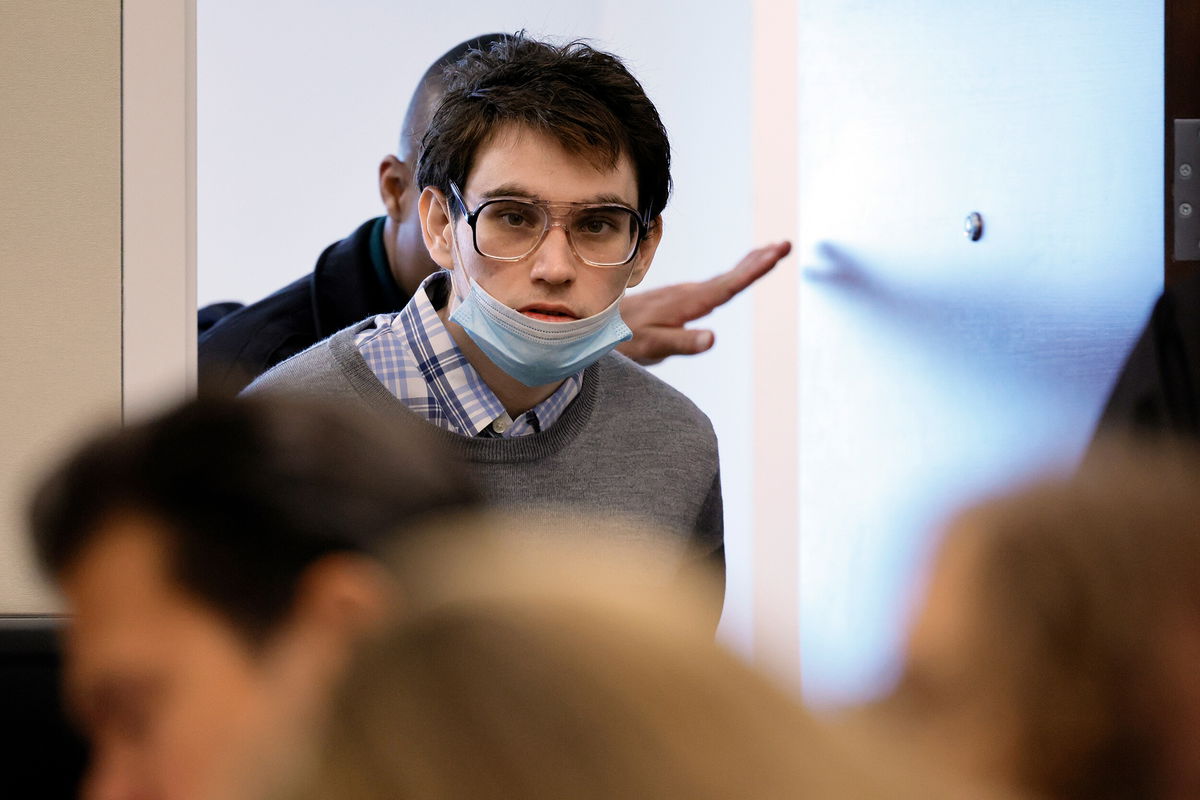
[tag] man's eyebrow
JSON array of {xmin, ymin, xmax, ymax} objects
[
  {"xmin": 478, "ymin": 183, "xmax": 539, "ymax": 201},
  {"xmin": 478, "ymin": 184, "xmax": 637, "ymax": 208},
  {"xmin": 584, "ymin": 192, "xmax": 638, "ymax": 207}
]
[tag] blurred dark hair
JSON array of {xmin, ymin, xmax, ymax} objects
[
  {"xmin": 29, "ymin": 394, "xmax": 480, "ymax": 643},
  {"xmin": 415, "ymin": 32, "xmax": 671, "ymax": 224}
]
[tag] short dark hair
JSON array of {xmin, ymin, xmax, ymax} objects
[
  {"xmin": 415, "ymin": 33, "xmax": 672, "ymax": 223},
  {"xmin": 29, "ymin": 395, "xmax": 480, "ymax": 644}
]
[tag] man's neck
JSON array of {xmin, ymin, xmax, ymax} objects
[
  {"xmin": 382, "ymin": 217, "xmax": 439, "ymax": 297},
  {"xmin": 436, "ymin": 304, "xmax": 563, "ymax": 417}
]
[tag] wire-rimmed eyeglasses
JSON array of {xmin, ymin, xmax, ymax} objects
[{"xmin": 448, "ymin": 181, "xmax": 647, "ymax": 268}]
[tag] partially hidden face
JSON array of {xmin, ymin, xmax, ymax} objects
[
  {"xmin": 423, "ymin": 125, "xmax": 660, "ymax": 322},
  {"xmin": 59, "ymin": 515, "xmax": 322, "ymax": 800}
]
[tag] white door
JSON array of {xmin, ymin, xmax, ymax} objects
[{"xmin": 795, "ymin": 2, "xmax": 1163, "ymax": 704}]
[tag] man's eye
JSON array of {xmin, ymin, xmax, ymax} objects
[
  {"xmin": 486, "ymin": 203, "xmax": 538, "ymax": 228},
  {"xmin": 576, "ymin": 215, "xmax": 619, "ymax": 235},
  {"xmin": 500, "ymin": 212, "xmax": 532, "ymax": 227}
]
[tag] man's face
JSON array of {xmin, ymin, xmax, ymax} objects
[
  {"xmin": 59, "ymin": 515, "xmax": 318, "ymax": 800},
  {"xmin": 426, "ymin": 126, "xmax": 659, "ymax": 320}
]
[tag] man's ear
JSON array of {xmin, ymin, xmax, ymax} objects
[
  {"xmin": 288, "ymin": 554, "xmax": 397, "ymax": 649},
  {"xmin": 625, "ymin": 216, "xmax": 663, "ymax": 289},
  {"xmin": 253, "ymin": 555, "xmax": 399, "ymax": 762},
  {"xmin": 378, "ymin": 155, "xmax": 414, "ymax": 222},
  {"xmin": 418, "ymin": 186, "xmax": 456, "ymax": 270}
]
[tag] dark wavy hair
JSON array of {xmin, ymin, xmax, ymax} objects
[{"xmin": 415, "ymin": 33, "xmax": 671, "ymax": 225}]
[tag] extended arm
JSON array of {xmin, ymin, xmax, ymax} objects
[{"xmin": 617, "ymin": 241, "xmax": 792, "ymax": 365}]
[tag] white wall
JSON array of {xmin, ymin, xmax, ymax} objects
[
  {"xmin": 197, "ymin": 1, "xmax": 762, "ymax": 653},
  {"xmin": 793, "ymin": 0, "xmax": 1163, "ymax": 704}
]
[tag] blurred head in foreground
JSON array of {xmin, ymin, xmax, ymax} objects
[
  {"xmin": 887, "ymin": 442, "xmax": 1200, "ymax": 800},
  {"xmin": 276, "ymin": 527, "xmax": 972, "ymax": 800},
  {"xmin": 28, "ymin": 395, "xmax": 479, "ymax": 800}
]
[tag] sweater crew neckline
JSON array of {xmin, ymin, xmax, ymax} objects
[{"xmin": 328, "ymin": 323, "xmax": 601, "ymax": 463}]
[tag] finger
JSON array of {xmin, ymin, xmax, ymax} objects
[
  {"xmin": 701, "ymin": 240, "xmax": 792, "ymax": 307},
  {"xmin": 621, "ymin": 241, "xmax": 793, "ymax": 328},
  {"xmin": 618, "ymin": 326, "xmax": 715, "ymax": 365}
]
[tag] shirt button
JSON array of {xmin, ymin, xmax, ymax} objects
[{"xmin": 491, "ymin": 417, "xmax": 510, "ymax": 434}]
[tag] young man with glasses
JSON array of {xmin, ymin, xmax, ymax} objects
[
  {"xmin": 198, "ymin": 33, "xmax": 789, "ymax": 395},
  {"xmin": 249, "ymin": 35, "xmax": 724, "ymax": 610}
]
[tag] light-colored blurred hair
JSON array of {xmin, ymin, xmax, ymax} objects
[
  {"xmin": 280, "ymin": 514, "xmax": 947, "ymax": 800},
  {"xmin": 895, "ymin": 440, "xmax": 1200, "ymax": 800}
]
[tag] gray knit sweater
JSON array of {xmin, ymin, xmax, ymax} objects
[{"xmin": 246, "ymin": 322, "xmax": 724, "ymax": 571}]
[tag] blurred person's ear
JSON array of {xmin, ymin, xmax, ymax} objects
[
  {"xmin": 263, "ymin": 553, "xmax": 396, "ymax": 704},
  {"xmin": 224, "ymin": 555, "xmax": 397, "ymax": 800},
  {"xmin": 290, "ymin": 553, "xmax": 395, "ymax": 647}
]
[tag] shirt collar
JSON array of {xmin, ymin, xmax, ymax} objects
[{"xmin": 399, "ymin": 272, "xmax": 582, "ymax": 437}]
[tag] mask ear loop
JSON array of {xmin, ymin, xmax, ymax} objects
[{"xmin": 443, "ymin": 199, "xmax": 473, "ymax": 314}]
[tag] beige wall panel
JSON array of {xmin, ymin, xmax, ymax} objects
[{"xmin": 0, "ymin": 1, "xmax": 122, "ymax": 612}]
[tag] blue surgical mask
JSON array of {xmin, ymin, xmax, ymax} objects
[{"xmin": 447, "ymin": 268, "xmax": 632, "ymax": 387}]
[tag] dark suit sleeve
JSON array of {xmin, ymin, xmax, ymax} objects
[
  {"xmin": 197, "ymin": 302, "xmax": 244, "ymax": 334},
  {"xmin": 199, "ymin": 327, "xmax": 312, "ymax": 397},
  {"xmin": 197, "ymin": 275, "xmax": 319, "ymax": 397}
]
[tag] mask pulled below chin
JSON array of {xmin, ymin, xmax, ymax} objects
[{"xmin": 447, "ymin": 271, "xmax": 631, "ymax": 387}]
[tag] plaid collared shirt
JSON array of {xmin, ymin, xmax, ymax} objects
[{"xmin": 355, "ymin": 271, "xmax": 581, "ymax": 438}]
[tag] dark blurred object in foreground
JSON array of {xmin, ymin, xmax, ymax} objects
[{"xmin": 0, "ymin": 616, "xmax": 86, "ymax": 799}]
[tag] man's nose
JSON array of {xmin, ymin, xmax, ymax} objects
[{"xmin": 528, "ymin": 225, "xmax": 578, "ymax": 285}]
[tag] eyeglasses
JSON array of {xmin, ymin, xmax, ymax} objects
[{"xmin": 448, "ymin": 182, "xmax": 647, "ymax": 268}]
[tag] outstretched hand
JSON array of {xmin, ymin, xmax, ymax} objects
[{"xmin": 616, "ymin": 240, "xmax": 792, "ymax": 365}]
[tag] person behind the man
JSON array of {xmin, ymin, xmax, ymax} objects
[
  {"xmin": 198, "ymin": 32, "xmax": 790, "ymax": 395},
  {"xmin": 248, "ymin": 35, "xmax": 725, "ymax": 599},
  {"xmin": 28, "ymin": 395, "xmax": 479, "ymax": 800}
]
